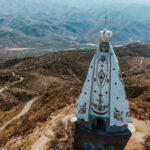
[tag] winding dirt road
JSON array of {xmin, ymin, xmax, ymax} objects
[
  {"xmin": 15, "ymin": 60, "xmax": 54, "ymax": 73},
  {"xmin": 0, "ymin": 72, "xmax": 24, "ymax": 94},
  {"xmin": 122, "ymin": 57, "xmax": 144, "ymax": 74},
  {"xmin": 0, "ymin": 59, "xmax": 54, "ymax": 95},
  {"xmin": 0, "ymin": 59, "xmax": 54, "ymax": 132},
  {"xmin": 0, "ymin": 97, "xmax": 39, "ymax": 131}
]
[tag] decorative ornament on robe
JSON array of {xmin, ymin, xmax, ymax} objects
[{"xmin": 75, "ymin": 28, "xmax": 132, "ymax": 127}]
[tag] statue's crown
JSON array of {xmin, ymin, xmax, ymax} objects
[{"xmin": 100, "ymin": 28, "xmax": 112, "ymax": 42}]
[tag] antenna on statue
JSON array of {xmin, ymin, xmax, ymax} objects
[
  {"xmin": 100, "ymin": 10, "xmax": 111, "ymax": 29},
  {"xmin": 105, "ymin": 10, "xmax": 108, "ymax": 29}
]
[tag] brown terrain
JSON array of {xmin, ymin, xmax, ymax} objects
[{"xmin": 0, "ymin": 43, "xmax": 150, "ymax": 150}]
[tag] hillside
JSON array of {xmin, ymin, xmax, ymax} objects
[
  {"xmin": 115, "ymin": 43, "xmax": 150, "ymax": 57},
  {"xmin": 0, "ymin": 1, "xmax": 150, "ymax": 50},
  {"xmin": 0, "ymin": 14, "xmax": 150, "ymax": 50},
  {"xmin": 0, "ymin": 43, "xmax": 150, "ymax": 149}
]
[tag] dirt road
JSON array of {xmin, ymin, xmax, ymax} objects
[
  {"xmin": 0, "ymin": 59, "xmax": 55, "ymax": 132},
  {"xmin": 0, "ymin": 72, "xmax": 24, "ymax": 94},
  {"xmin": 0, "ymin": 97, "xmax": 39, "ymax": 131},
  {"xmin": 122, "ymin": 57, "xmax": 144, "ymax": 74},
  {"xmin": 0, "ymin": 59, "xmax": 54, "ymax": 94}
]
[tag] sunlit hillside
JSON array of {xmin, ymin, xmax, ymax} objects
[{"xmin": 0, "ymin": 43, "xmax": 149, "ymax": 149}]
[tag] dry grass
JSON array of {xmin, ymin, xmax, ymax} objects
[
  {"xmin": 0, "ymin": 103, "xmax": 25, "ymax": 127},
  {"xmin": 0, "ymin": 88, "xmax": 36, "ymax": 111},
  {"xmin": 0, "ymin": 85, "xmax": 80, "ymax": 146},
  {"xmin": 47, "ymin": 120, "xmax": 75, "ymax": 150},
  {"xmin": 0, "ymin": 49, "xmax": 149, "ymax": 148},
  {"xmin": 0, "ymin": 73, "xmax": 18, "ymax": 87},
  {"xmin": 129, "ymin": 100, "xmax": 150, "ymax": 120},
  {"xmin": 144, "ymin": 135, "xmax": 150, "ymax": 150}
]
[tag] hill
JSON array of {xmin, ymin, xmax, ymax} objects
[
  {"xmin": 0, "ymin": 43, "xmax": 149, "ymax": 149},
  {"xmin": 0, "ymin": 14, "xmax": 150, "ymax": 50},
  {"xmin": 115, "ymin": 43, "xmax": 150, "ymax": 57},
  {"xmin": 0, "ymin": 1, "xmax": 150, "ymax": 50}
]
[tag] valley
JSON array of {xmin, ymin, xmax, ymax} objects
[{"xmin": 0, "ymin": 1, "xmax": 150, "ymax": 50}]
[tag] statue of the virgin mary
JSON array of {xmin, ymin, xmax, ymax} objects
[{"xmin": 75, "ymin": 26, "xmax": 132, "ymax": 133}]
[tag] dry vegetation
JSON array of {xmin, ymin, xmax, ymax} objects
[
  {"xmin": 144, "ymin": 135, "xmax": 150, "ymax": 150},
  {"xmin": 0, "ymin": 103, "xmax": 25, "ymax": 127},
  {"xmin": 0, "ymin": 85, "xmax": 80, "ymax": 146},
  {"xmin": 0, "ymin": 46, "xmax": 149, "ymax": 148},
  {"xmin": 47, "ymin": 120, "xmax": 75, "ymax": 150},
  {"xmin": 0, "ymin": 73, "xmax": 18, "ymax": 87},
  {"xmin": 0, "ymin": 89, "xmax": 36, "ymax": 111}
]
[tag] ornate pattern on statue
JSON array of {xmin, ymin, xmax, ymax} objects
[
  {"xmin": 92, "ymin": 92, "xmax": 109, "ymax": 115},
  {"xmin": 75, "ymin": 26, "xmax": 132, "ymax": 128},
  {"xmin": 114, "ymin": 107, "xmax": 123, "ymax": 122},
  {"xmin": 96, "ymin": 56, "xmax": 108, "ymax": 88},
  {"xmin": 78, "ymin": 103, "xmax": 87, "ymax": 114},
  {"xmin": 126, "ymin": 112, "xmax": 131, "ymax": 118},
  {"xmin": 98, "ymin": 69, "xmax": 105, "ymax": 85}
]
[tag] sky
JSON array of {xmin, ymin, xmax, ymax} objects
[
  {"xmin": 93, "ymin": 0, "xmax": 150, "ymax": 3},
  {"xmin": 112, "ymin": 0, "xmax": 144, "ymax": 2},
  {"xmin": 50, "ymin": 0, "xmax": 150, "ymax": 8},
  {"xmin": 54, "ymin": 0, "xmax": 150, "ymax": 4},
  {"xmin": 121, "ymin": 0, "xmax": 150, "ymax": 3}
]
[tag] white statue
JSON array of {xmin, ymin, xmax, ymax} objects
[{"xmin": 75, "ymin": 23, "xmax": 132, "ymax": 133}]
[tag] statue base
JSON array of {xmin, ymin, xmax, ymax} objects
[
  {"xmin": 78, "ymin": 117, "xmax": 132, "ymax": 134},
  {"xmin": 74, "ymin": 122, "xmax": 134, "ymax": 150}
]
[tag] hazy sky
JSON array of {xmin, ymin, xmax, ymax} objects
[
  {"xmin": 93, "ymin": 0, "xmax": 150, "ymax": 3},
  {"xmin": 57, "ymin": 0, "xmax": 150, "ymax": 4},
  {"xmin": 52, "ymin": 0, "xmax": 150, "ymax": 6},
  {"xmin": 116, "ymin": 0, "xmax": 150, "ymax": 4}
]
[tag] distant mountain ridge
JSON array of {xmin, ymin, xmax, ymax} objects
[{"xmin": 0, "ymin": 1, "xmax": 150, "ymax": 50}]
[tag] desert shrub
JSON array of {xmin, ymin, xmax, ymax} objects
[
  {"xmin": 6, "ymin": 89, "xmax": 36, "ymax": 102},
  {"xmin": 144, "ymin": 135, "xmax": 150, "ymax": 150},
  {"xmin": 130, "ymin": 100, "xmax": 150, "ymax": 120},
  {"xmin": 0, "ymin": 103, "xmax": 25, "ymax": 127},
  {"xmin": 126, "ymin": 85, "xmax": 147, "ymax": 98},
  {"xmin": 0, "ymin": 85, "xmax": 79, "ymax": 146},
  {"xmin": 0, "ymin": 73, "xmax": 18, "ymax": 86},
  {"xmin": 139, "ymin": 91, "xmax": 150, "ymax": 102},
  {"xmin": 0, "ymin": 98, "xmax": 17, "ymax": 111},
  {"xmin": 47, "ymin": 120, "xmax": 75, "ymax": 150}
]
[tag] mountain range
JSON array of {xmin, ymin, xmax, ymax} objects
[{"xmin": 0, "ymin": 0, "xmax": 150, "ymax": 51}]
